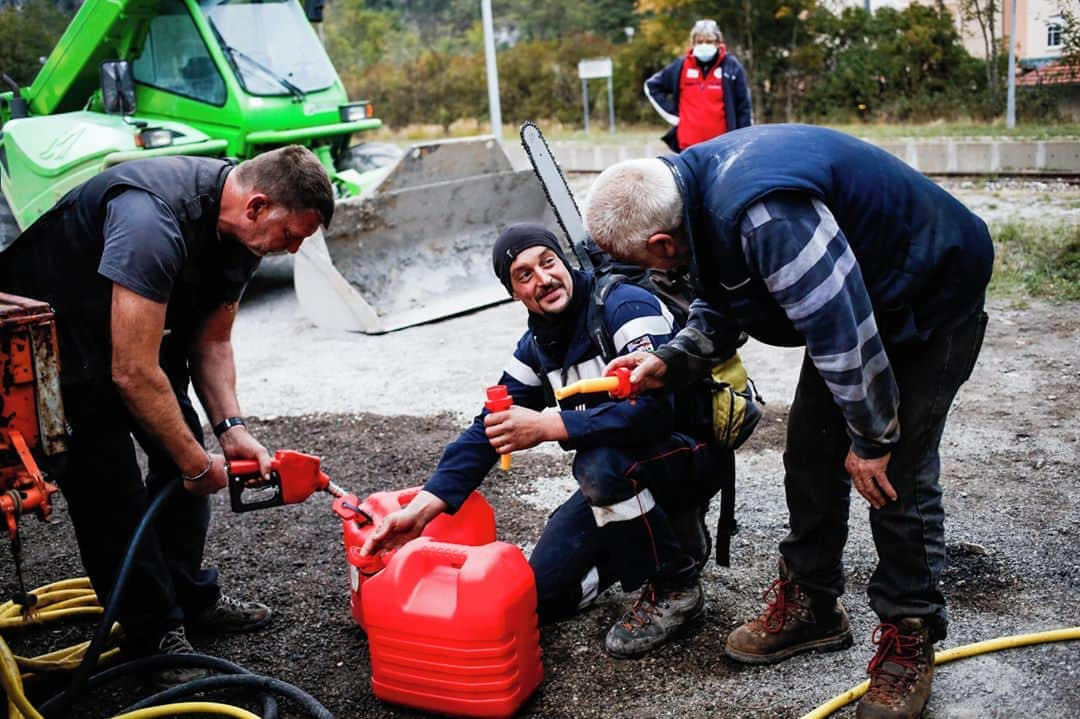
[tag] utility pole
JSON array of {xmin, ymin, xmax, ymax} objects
[
  {"xmin": 1006, "ymin": 0, "xmax": 1017, "ymax": 128},
  {"xmin": 481, "ymin": 0, "xmax": 503, "ymax": 140}
]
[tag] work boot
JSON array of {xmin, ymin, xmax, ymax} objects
[
  {"xmin": 188, "ymin": 592, "xmax": 272, "ymax": 633},
  {"xmin": 604, "ymin": 579, "xmax": 705, "ymax": 658},
  {"xmin": 670, "ymin": 504, "xmax": 711, "ymax": 573},
  {"xmin": 856, "ymin": 618, "xmax": 935, "ymax": 719},
  {"xmin": 151, "ymin": 626, "xmax": 210, "ymax": 688},
  {"xmin": 724, "ymin": 561, "xmax": 852, "ymax": 664}
]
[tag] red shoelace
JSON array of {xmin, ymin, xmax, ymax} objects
[
  {"xmin": 759, "ymin": 578, "xmax": 799, "ymax": 634},
  {"xmin": 620, "ymin": 582, "xmax": 661, "ymax": 630},
  {"xmin": 865, "ymin": 623, "xmax": 921, "ymax": 701}
]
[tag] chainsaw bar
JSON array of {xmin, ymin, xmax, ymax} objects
[{"xmin": 519, "ymin": 121, "xmax": 595, "ymax": 271}]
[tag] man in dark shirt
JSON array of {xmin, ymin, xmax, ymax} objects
[
  {"xmin": 583, "ymin": 126, "xmax": 992, "ymax": 719},
  {"xmin": 0, "ymin": 145, "xmax": 334, "ymax": 685}
]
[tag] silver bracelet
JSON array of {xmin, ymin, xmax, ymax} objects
[{"xmin": 181, "ymin": 451, "xmax": 213, "ymax": 482}]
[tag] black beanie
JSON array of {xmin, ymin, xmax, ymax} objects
[{"xmin": 491, "ymin": 223, "xmax": 572, "ymax": 294}]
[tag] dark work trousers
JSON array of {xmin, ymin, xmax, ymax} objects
[
  {"xmin": 529, "ymin": 434, "xmax": 732, "ymax": 624},
  {"xmin": 780, "ymin": 310, "xmax": 988, "ymax": 641},
  {"xmin": 57, "ymin": 382, "xmax": 220, "ymax": 651}
]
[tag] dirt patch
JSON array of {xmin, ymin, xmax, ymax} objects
[{"xmin": 3, "ymin": 297, "xmax": 1079, "ymax": 718}]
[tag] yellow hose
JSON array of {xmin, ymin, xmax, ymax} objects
[
  {"xmin": 0, "ymin": 578, "xmax": 267, "ymax": 718},
  {"xmin": 111, "ymin": 702, "xmax": 262, "ymax": 719},
  {"xmin": 801, "ymin": 626, "xmax": 1080, "ymax": 719},
  {"xmin": 1, "ymin": 627, "xmax": 41, "ymax": 719}
]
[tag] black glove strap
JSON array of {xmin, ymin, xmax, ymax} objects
[{"xmin": 213, "ymin": 416, "xmax": 246, "ymax": 438}]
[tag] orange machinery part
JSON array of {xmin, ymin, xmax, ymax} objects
[{"xmin": 0, "ymin": 292, "xmax": 64, "ymax": 541}]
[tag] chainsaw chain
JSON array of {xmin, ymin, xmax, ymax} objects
[{"xmin": 518, "ymin": 121, "xmax": 595, "ymax": 272}]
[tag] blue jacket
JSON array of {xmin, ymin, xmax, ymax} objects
[
  {"xmin": 655, "ymin": 124, "xmax": 993, "ymax": 457},
  {"xmin": 663, "ymin": 124, "xmax": 992, "ymax": 348},
  {"xmin": 644, "ymin": 53, "xmax": 753, "ymax": 139},
  {"xmin": 424, "ymin": 272, "xmax": 695, "ymax": 512}
]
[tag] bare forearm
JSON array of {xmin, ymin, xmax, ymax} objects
[
  {"xmin": 190, "ymin": 339, "xmax": 241, "ymax": 425},
  {"xmin": 407, "ymin": 490, "xmax": 450, "ymax": 524},
  {"xmin": 113, "ymin": 366, "xmax": 207, "ymax": 476}
]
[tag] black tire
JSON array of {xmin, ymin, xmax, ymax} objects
[
  {"xmin": 0, "ymin": 190, "xmax": 20, "ymax": 252},
  {"xmin": 337, "ymin": 142, "xmax": 403, "ymax": 174}
]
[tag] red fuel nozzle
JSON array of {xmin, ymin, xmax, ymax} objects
[
  {"xmin": 227, "ymin": 450, "xmax": 342, "ymax": 512},
  {"xmin": 554, "ymin": 367, "xmax": 635, "ymax": 401},
  {"xmin": 484, "ymin": 385, "xmax": 513, "ymax": 471}
]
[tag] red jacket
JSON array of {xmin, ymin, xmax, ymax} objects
[{"xmin": 677, "ymin": 47, "xmax": 728, "ymax": 149}]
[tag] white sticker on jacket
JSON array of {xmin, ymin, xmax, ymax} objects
[
  {"xmin": 686, "ymin": 69, "xmax": 700, "ymax": 79},
  {"xmin": 715, "ymin": 68, "xmax": 724, "ymax": 78},
  {"xmin": 626, "ymin": 336, "xmax": 655, "ymax": 353}
]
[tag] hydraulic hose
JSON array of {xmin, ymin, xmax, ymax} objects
[
  {"xmin": 54, "ymin": 479, "xmax": 184, "ymax": 715},
  {"xmin": 123, "ymin": 674, "xmax": 334, "ymax": 719},
  {"xmin": 0, "ymin": 468, "xmax": 334, "ymax": 719},
  {"xmin": 83, "ymin": 653, "xmax": 279, "ymax": 719},
  {"xmin": 800, "ymin": 626, "xmax": 1080, "ymax": 719}
]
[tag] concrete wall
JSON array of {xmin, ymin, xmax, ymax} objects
[{"xmin": 507, "ymin": 138, "xmax": 1080, "ymax": 175}]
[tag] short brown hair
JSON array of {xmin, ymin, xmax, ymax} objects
[{"xmin": 233, "ymin": 145, "xmax": 335, "ymax": 228}]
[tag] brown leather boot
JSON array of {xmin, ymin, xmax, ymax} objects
[
  {"xmin": 856, "ymin": 618, "xmax": 935, "ymax": 719},
  {"xmin": 724, "ymin": 563, "xmax": 852, "ymax": 664}
]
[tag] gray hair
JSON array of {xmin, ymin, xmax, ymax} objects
[
  {"xmin": 690, "ymin": 19, "xmax": 722, "ymax": 45},
  {"xmin": 583, "ymin": 159, "xmax": 683, "ymax": 260}
]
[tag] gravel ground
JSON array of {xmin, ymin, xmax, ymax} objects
[{"xmin": 2, "ymin": 180, "xmax": 1078, "ymax": 718}]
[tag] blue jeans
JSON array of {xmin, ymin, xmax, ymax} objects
[
  {"xmin": 529, "ymin": 435, "xmax": 731, "ymax": 624},
  {"xmin": 780, "ymin": 310, "xmax": 988, "ymax": 641}
]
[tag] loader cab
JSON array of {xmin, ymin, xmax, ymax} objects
[
  {"xmin": 129, "ymin": 0, "xmax": 359, "ymax": 158},
  {"xmin": 0, "ymin": 0, "xmax": 381, "ymax": 237}
]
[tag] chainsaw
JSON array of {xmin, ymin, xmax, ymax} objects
[{"xmin": 227, "ymin": 449, "xmax": 347, "ymax": 513}]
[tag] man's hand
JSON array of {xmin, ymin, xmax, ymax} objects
[
  {"xmin": 484, "ymin": 405, "xmax": 566, "ymax": 455},
  {"xmin": 604, "ymin": 351, "xmax": 669, "ymax": 391},
  {"xmin": 360, "ymin": 490, "xmax": 448, "ymax": 557},
  {"xmin": 845, "ymin": 448, "xmax": 896, "ymax": 510},
  {"xmin": 218, "ymin": 426, "xmax": 273, "ymax": 480},
  {"xmin": 184, "ymin": 453, "xmax": 229, "ymax": 496}
]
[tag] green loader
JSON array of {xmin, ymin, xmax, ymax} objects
[{"xmin": 0, "ymin": 0, "xmax": 551, "ymax": 332}]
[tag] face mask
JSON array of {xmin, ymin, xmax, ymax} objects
[{"xmin": 693, "ymin": 43, "xmax": 718, "ymax": 63}]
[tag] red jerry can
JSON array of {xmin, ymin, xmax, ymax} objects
[
  {"xmin": 363, "ymin": 538, "xmax": 543, "ymax": 718},
  {"xmin": 334, "ymin": 487, "xmax": 496, "ymax": 628}
]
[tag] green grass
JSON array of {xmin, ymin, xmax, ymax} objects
[
  {"xmin": 989, "ymin": 220, "xmax": 1080, "ymax": 301},
  {"xmin": 369, "ymin": 120, "xmax": 1080, "ymax": 143},
  {"xmin": 826, "ymin": 122, "xmax": 1080, "ymax": 140}
]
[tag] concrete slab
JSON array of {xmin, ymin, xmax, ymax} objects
[{"xmin": 536, "ymin": 137, "xmax": 1080, "ymax": 175}]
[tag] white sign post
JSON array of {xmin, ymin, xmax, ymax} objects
[
  {"xmin": 481, "ymin": 0, "xmax": 502, "ymax": 139},
  {"xmin": 577, "ymin": 57, "xmax": 615, "ymax": 134}
]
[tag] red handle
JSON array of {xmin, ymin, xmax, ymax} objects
[
  {"xmin": 606, "ymin": 367, "xmax": 634, "ymax": 399},
  {"xmin": 228, "ymin": 459, "xmax": 261, "ymax": 476},
  {"xmin": 484, "ymin": 384, "xmax": 513, "ymax": 412}
]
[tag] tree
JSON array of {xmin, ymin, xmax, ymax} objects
[
  {"xmin": 0, "ymin": 0, "xmax": 72, "ymax": 87},
  {"xmin": 960, "ymin": 0, "xmax": 1000, "ymax": 96},
  {"xmin": 1060, "ymin": 1, "xmax": 1080, "ymax": 73}
]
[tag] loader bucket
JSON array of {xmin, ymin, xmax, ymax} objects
[{"xmin": 294, "ymin": 136, "xmax": 554, "ymax": 333}]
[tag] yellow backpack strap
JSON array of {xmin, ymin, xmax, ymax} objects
[{"xmin": 707, "ymin": 352, "xmax": 763, "ymax": 450}]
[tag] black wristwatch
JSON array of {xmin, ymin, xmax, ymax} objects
[{"xmin": 213, "ymin": 416, "xmax": 246, "ymax": 438}]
